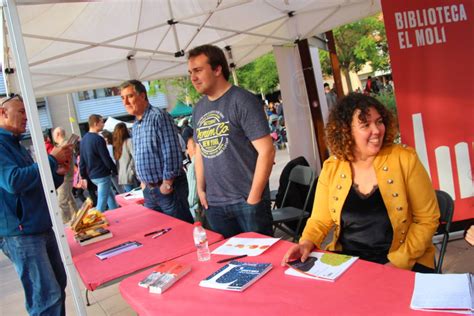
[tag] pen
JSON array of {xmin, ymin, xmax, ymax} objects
[
  {"xmin": 151, "ymin": 228, "xmax": 172, "ymax": 239},
  {"xmin": 217, "ymin": 254, "xmax": 248, "ymax": 264},
  {"xmin": 144, "ymin": 228, "xmax": 168, "ymax": 237},
  {"xmin": 144, "ymin": 229, "xmax": 162, "ymax": 237}
]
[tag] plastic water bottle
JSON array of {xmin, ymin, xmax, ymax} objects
[{"xmin": 193, "ymin": 222, "xmax": 211, "ymax": 261}]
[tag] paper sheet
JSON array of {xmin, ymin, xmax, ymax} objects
[
  {"xmin": 410, "ymin": 273, "xmax": 473, "ymax": 314},
  {"xmin": 211, "ymin": 237, "xmax": 280, "ymax": 256},
  {"xmin": 122, "ymin": 190, "xmax": 144, "ymax": 200}
]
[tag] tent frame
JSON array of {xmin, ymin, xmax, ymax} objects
[{"xmin": 2, "ymin": 0, "xmax": 87, "ymax": 314}]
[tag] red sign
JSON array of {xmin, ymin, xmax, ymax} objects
[{"xmin": 381, "ymin": 0, "xmax": 473, "ymax": 221}]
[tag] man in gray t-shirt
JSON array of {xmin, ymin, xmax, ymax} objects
[{"xmin": 188, "ymin": 45, "xmax": 275, "ymax": 238}]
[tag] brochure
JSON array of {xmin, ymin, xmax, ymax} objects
[
  {"xmin": 285, "ymin": 252, "xmax": 358, "ymax": 281},
  {"xmin": 95, "ymin": 241, "xmax": 142, "ymax": 260},
  {"xmin": 199, "ymin": 260, "xmax": 272, "ymax": 291},
  {"xmin": 211, "ymin": 237, "xmax": 280, "ymax": 256}
]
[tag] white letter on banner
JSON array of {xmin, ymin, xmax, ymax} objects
[{"xmin": 395, "ymin": 12, "xmax": 404, "ymax": 30}]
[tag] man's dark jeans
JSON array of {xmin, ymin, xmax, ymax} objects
[
  {"xmin": 205, "ymin": 199, "xmax": 273, "ymax": 238},
  {"xmin": 143, "ymin": 175, "xmax": 193, "ymax": 223}
]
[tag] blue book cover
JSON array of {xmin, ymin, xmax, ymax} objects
[{"xmin": 199, "ymin": 261, "xmax": 272, "ymax": 291}]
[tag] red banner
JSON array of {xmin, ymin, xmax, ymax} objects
[{"xmin": 381, "ymin": 0, "xmax": 473, "ymax": 222}]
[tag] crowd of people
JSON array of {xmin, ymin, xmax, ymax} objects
[{"xmin": 0, "ymin": 44, "xmax": 471, "ymax": 315}]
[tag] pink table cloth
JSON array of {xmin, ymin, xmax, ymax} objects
[
  {"xmin": 115, "ymin": 192, "xmax": 144, "ymax": 207},
  {"xmin": 119, "ymin": 232, "xmax": 453, "ymax": 316},
  {"xmin": 67, "ymin": 204, "xmax": 223, "ymax": 290}
]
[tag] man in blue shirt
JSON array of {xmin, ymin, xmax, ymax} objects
[
  {"xmin": 120, "ymin": 80, "xmax": 193, "ymax": 223},
  {"xmin": 0, "ymin": 95, "xmax": 72, "ymax": 315},
  {"xmin": 80, "ymin": 114, "xmax": 118, "ymax": 212}
]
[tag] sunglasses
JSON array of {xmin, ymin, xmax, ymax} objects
[{"xmin": 0, "ymin": 94, "xmax": 23, "ymax": 107}]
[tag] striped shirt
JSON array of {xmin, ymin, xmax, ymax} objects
[{"xmin": 132, "ymin": 105, "xmax": 183, "ymax": 183}]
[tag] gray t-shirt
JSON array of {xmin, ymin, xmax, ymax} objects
[{"xmin": 192, "ymin": 85, "xmax": 270, "ymax": 206}]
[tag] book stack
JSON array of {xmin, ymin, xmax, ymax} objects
[
  {"xmin": 138, "ymin": 261, "xmax": 191, "ymax": 294},
  {"xmin": 199, "ymin": 260, "xmax": 272, "ymax": 291},
  {"xmin": 71, "ymin": 198, "xmax": 112, "ymax": 246}
]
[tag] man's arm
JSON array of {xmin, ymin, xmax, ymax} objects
[
  {"xmin": 194, "ymin": 144, "xmax": 208, "ymax": 209},
  {"xmin": 247, "ymin": 135, "xmax": 275, "ymax": 204}
]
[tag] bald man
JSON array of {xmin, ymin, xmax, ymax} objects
[
  {"xmin": 53, "ymin": 127, "xmax": 77, "ymax": 223},
  {"xmin": 0, "ymin": 95, "xmax": 72, "ymax": 315}
]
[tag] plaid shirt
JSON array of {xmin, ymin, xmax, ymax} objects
[{"xmin": 132, "ymin": 105, "xmax": 183, "ymax": 184}]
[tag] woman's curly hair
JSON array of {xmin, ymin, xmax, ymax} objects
[{"xmin": 325, "ymin": 93, "xmax": 397, "ymax": 161}]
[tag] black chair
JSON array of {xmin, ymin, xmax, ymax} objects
[
  {"xmin": 272, "ymin": 165, "xmax": 315, "ymax": 242},
  {"xmin": 434, "ymin": 189, "xmax": 454, "ymax": 274}
]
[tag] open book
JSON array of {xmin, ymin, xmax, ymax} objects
[
  {"xmin": 285, "ymin": 252, "xmax": 358, "ymax": 282},
  {"xmin": 199, "ymin": 261, "xmax": 272, "ymax": 291},
  {"xmin": 410, "ymin": 273, "xmax": 473, "ymax": 314}
]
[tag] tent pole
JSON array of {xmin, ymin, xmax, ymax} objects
[
  {"xmin": 2, "ymin": 1, "xmax": 87, "ymax": 315},
  {"xmin": 1, "ymin": 9, "xmax": 12, "ymax": 95}
]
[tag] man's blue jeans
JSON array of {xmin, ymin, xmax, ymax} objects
[
  {"xmin": 91, "ymin": 175, "xmax": 118, "ymax": 211},
  {"xmin": 205, "ymin": 200, "xmax": 273, "ymax": 238},
  {"xmin": 143, "ymin": 175, "xmax": 193, "ymax": 223},
  {"xmin": 1, "ymin": 229, "xmax": 67, "ymax": 316}
]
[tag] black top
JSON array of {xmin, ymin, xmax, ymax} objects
[{"xmin": 339, "ymin": 185, "xmax": 393, "ymax": 264}]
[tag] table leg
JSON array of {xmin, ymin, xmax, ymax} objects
[{"xmin": 85, "ymin": 289, "xmax": 90, "ymax": 306}]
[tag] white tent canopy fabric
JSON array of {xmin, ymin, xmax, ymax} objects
[{"xmin": 2, "ymin": 0, "xmax": 381, "ymax": 97}]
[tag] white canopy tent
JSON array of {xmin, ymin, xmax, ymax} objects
[
  {"xmin": 2, "ymin": 0, "xmax": 380, "ymax": 97},
  {"xmin": 1, "ymin": 1, "xmax": 381, "ymax": 315}
]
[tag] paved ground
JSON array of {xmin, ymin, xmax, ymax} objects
[{"xmin": 1, "ymin": 148, "xmax": 472, "ymax": 316}]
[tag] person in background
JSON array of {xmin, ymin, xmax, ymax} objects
[
  {"xmin": 364, "ymin": 76, "xmax": 373, "ymax": 95},
  {"xmin": 181, "ymin": 118, "xmax": 193, "ymax": 144},
  {"xmin": 184, "ymin": 132, "xmax": 199, "ymax": 220},
  {"xmin": 79, "ymin": 114, "xmax": 118, "ymax": 211},
  {"xmin": 188, "ymin": 44, "xmax": 275, "ymax": 238},
  {"xmin": 113, "ymin": 123, "xmax": 137, "ymax": 192},
  {"xmin": 101, "ymin": 129, "xmax": 122, "ymax": 194},
  {"xmin": 324, "ymin": 82, "xmax": 337, "ymax": 112},
  {"xmin": 282, "ymin": 93, "xmax": 440, "ymax": 272},
  {"xmin": 0, "ymin": 95, "xmax": 72, "ymax": 315},
  {"xmin": 43, "ymin": 130, "xmax": 54, "ymax": 154},
  {"xmin": 52, "ymin": 127, "xmax": 77, "ymax": 223},
  {"xmin": 120, "ymin": 80, "xmax": 193, "ymax": 223}
]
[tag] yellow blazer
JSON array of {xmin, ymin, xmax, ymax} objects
[{"xmin": 301, "ymin": 144, "xmax": 440, "ymax": 270}]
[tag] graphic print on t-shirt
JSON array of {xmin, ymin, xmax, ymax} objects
[{"xmin": 196, "ymin": 110, "xmax": 230, "ymax": 158}]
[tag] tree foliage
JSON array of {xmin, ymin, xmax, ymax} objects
[
  {"xmin": 334, "ymin": 14, "xmax": 389, "ymax": 74},
  {"xmin": 319, "ymin": 14, "xmax": 390, "ymax": 91},
  {"xmin": 236, "ymin": 53, "xmax": 279, "ymax": 95},
  {"xmin": 149, "ymin": 77, "xmax": 201, "ymax": 105}
]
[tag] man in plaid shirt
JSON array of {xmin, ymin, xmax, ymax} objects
[{"xmin": 120, "ymin": 80, "xmax": 193, "ymax": 223}]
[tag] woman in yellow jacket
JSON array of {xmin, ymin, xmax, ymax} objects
[{"xmin": 282, "ymin": 93, "xmax": 439, "ymax": 272}]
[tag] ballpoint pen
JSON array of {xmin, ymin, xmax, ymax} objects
[
  {"xmin": 152, "ymin": 228, "xmax": 172, "ymax": 239},
  {"xmin": 144, "ymin": 228, "xmax": 170, "ymax": 237},
  {"xmin": 144, "ymin": 229, "xmax": 164, "ymax": 237},
  {"xmin": 217, "ymin": 254, "xmax": 248, "ymax": 264}
]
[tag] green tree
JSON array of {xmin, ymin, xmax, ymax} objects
[
  {"xmin": 321, "ymin": 14, "xmax": 389, "ymax": 91},
  {"xmin": 149, "ymin": 77, "xmax": 201, "ymax": 105},
  {"xmin": 236, "ymin": 53, "xmax": 279, "ymax": 98}
]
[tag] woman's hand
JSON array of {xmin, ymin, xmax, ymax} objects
[
  {"xmin": 465, "ymin": 225, "xmax": 474, "ymax": 246},
  {"xmin": 281, "ymin": 240, "xmax": 315, "ymax": 266}
]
